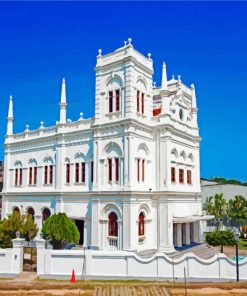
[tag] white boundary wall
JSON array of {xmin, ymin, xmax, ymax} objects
[
  {"xmin": 0, "ymin": 238, "xmax": 25, "ymax": 275},
  {"xmin": 36, "ymin": 239, "xmax": 247, "ymax": 281}
]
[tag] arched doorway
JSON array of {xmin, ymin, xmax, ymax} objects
[
  {"xmin": 27, "ymin": 207, "xmax": 35, "ymax": 220},
  {"xmin": 42, "ymin": 208, "xmax": 51, "ymax": 224},
  {"xmin": 108, "ymin": 212, "xmax": 118, "ymax": 248}
]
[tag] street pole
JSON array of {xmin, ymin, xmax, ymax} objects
[{"xmin": 236, "ymin": 241, "xmax": 239, "ymax": 282}]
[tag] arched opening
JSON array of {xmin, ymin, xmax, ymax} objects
[
  {"xmin": 138, "ymin": 212, "xmax": 145, "ymax": 236},
  {"xmin": 13, "ymin": 207, "xmax": 20, "ymax": 215},
  {"xmin": 27, "ymin": 207, "xmax": 35, "ymax": 220},
  {"xmin": 108, "ymin": 212, "xmax": 118, "ymax": 237},
  {"xmin": 42, "ymin": 208, "xmax": 51, "ymax": 224}
]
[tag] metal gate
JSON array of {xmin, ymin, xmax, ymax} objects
[{"xmin": 23, "ymin": 246, "xmax": 37, "ymax": 272}]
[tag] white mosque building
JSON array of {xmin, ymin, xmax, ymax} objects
[{"xmin": 2, "ymin": 39, "xmax": 204, "ymax": 253}]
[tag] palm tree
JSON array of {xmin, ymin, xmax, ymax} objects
[
  {"xmin": 203, "ymin": 193, "xmax": 228, "ymax": 230},
  {"xmin": 229, "ymin": 195, "xmax": 247, "ymax": 230},
  {"xmin": 214, "ymin": 193, "xmax": 228, "ymax": 230},
  {"xmin": 203, "ymin": 196, "xmax": 214, "ymax": 215}
]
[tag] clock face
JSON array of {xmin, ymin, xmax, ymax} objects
[{"xmin": 179, "ymin": 108, "xmax": 183, "ymax": 120}]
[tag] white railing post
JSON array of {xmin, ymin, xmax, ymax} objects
[{"xmin": 12, "ymin": 238, "xmax": 25, "ymax": 274}]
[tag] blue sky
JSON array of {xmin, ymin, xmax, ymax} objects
[{"xmin": 0, "ymin": 2, "xmax": 246, "ymax": 181}]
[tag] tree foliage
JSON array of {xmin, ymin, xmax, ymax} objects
[
  {"xmin": 206, "ymin": 230, "xmax": 235, "ymax": 253},
  {"xmin": 203, "ymin": 193, "xmax": 228, "ymax": 230},
  {"xmin": 42, "ymin": 213, "xmax": 80, "ymax": 249},
  {"xmin": 0, "ymin": 211, "xmax": 38, "ymax": 248},
  {"xmin": 228, "ymin": 195, "xmax": 247, "ymax": 229},
  {"xmin": 209, "ymin": 177, "xmax": 247, "ymax": 186}
]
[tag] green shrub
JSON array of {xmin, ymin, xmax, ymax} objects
[
  {"xmin": 206, "ymin": 230, "xmax": 235, "ymax": 253},
  {"xmin": 42, "ymin": 213, "xmax": 79, "ymax": 249},
  {"xmin": 0, "ymin": 211, "xmax": 38, "ymax": 248}
]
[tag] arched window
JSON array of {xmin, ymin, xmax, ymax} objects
[
  {"xmin": 108, "ymin": 212, "xmax": 118, "ymax": 237},
  {"xmin": 27, "ymin": 207, "xmax": 35, "ymax": 220},
  {"xmin": 138, "ymin": 212, "xmax": 145, "ymax": 236},
  {"xmin": 42, "ymin": 208, "xmax": 51, "ymax": 223}
]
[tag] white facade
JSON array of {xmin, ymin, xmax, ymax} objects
[{"xmin": 2, "ymin": 39, "xmax": 203, "ymax": 253}]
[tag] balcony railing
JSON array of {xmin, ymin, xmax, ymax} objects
[{"xmin": 108, "ymin": 236, "xmax": 118, "ymax": 248}]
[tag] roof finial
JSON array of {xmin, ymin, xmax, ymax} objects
[
  {"xmin": 191, "ymin": 83, "xmax": 198, "ymax": 126},
  {"xmin": 25, "ymin": 124, "xmax": 30, "ymax": 132},
  {"xmin": 161, "ymin": 62, "xmax": 168, "ymax": 90},
  {"xmin": 7, "ymin": 95, "xmax": 14, "ymax": 136},
  {"xmin": 39, "ymin": 121, "xmax": 45, "ymax": 129},
  {"xmin": 128, "ymin": 37, "xmax": 132, "ymax": 45},
  {"xmin": 59, "ymin": 77, "xmax": 67, "ymax": 124},
  {"xmin": 98, "ymin": 49, "xmax": 102, "ymax": 56},
  {"xmin": 191, "ymin": 83, "xmax": 197, "ymax": 110},
  {"xmin": 78, "ymin": 112, "xmax": 84, "ymax": 121},
  {"xmin": 148, "ymin": 53, "xmax": 152, "ymax": 60}
]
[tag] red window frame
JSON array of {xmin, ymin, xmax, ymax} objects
[
  {"xmin": 44, "ymin": 166, "xmax": 48, "ymax": 184},
  {"xmin": 179, "ymin": 169, "xmax": 184, "ymax": 184},
  {"xmin": 137, "ymin": 90, "xmax": 140, "ymax": 112},
  {"xmin": 109, "ymin": 91, "xmax": 113, "ymax": 113},
  {"xmin": 108, "ymin": 159, "xmax": 112, "ymax": 182},
  {"xmin": 66, "ymin": 163, "xmax": 70, "ymax": 184},
  {"xmin": 108, "ymin": 212, "xmax": 118, "ymax": 237},
  {"xmin": 29, "ymin": 167, "xmax": 33, "ymax": 185},
  {"xmin": 141, "ymin": 92, "xmax": 145, "ymax": 114},
  {"xmin": 138, "ymin": 212, "xmax": 145, "ymax": 236},
  {"xmin": 115, "ymin": 89, "xmax": 120, "ymax": 112},
  {"xmin": 142, "ymin": 159, "xmax": 145, "ymax": 182},
  {"xmin": 34, "ymin": 167, "xmax": 37, "ymax": 185},
  {"xmin": 91, "ymin": 161, "xmax": 94, "ymax": 183},
  {"xmin": 137, "ymin": 159, "xmax": 140, "ymax": 182},
  {"xmin": 115, "ymin": 158, "xmax": 119, "ymax": 182},
  {"xmin": 187, "ymin": 170, "xmax": 192, "ymax": 184},
  {"xmin": 81, "ymin": 162, "xmax": 85, "ymax": 183},
  {"xmin": 75, "ymin": 163, "xmax": 79, "ymax": 183},
  {"xmin": 171, "ymin": 167, "xmax": 176, "ymax": 183},
  {"xmin": 19, "ymin": 168, "xmax": 22, "ymax": 185},
  {"xmin": 15, "ymin": 168, "xmax": 18, "ymax": 186},
  {"xmin": 49, "ymin": 165, "xmax": 53, "ymax": 184}
]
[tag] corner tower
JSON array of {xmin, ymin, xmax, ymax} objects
[{"xmin": 94, "ymin": 39, "xmax": 154, "ymax": 125}]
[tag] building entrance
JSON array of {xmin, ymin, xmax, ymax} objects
[{"xmin": 75, "ymin": 219, "xmax": 84, "ymax": 245}]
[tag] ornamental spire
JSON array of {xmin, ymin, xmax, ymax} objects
[
  {"xmin": 191, "ymin": 83, "xmax": 197, "ymax": 111},
  {"xmin": 7, "ymin": 95, "xmax": 13, "ymax": 136},
  {"xmin": 161, "ymin": 62, "xmax": 168, "ymax": 90},
  {"xmin": 191, "ymin": 83, "xmax": 198, "ymax": 127},
  {"xmin": 59, "ymin": 78, "xmax": 67, "ymax": 124}
]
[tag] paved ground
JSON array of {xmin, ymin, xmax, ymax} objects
[
  {"xmin": 1, "ymin": 273, "xmax": 247, "ymax": 296},
  {"xmin": 93, "ymin": 285, "xmax": 170, "ymax": 296}
]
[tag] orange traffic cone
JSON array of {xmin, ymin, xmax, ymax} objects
[{"xmin": 70, "ymin": 269, "xmax": 76, "ymax": 283}]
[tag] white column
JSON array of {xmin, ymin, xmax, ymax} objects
[
  {"xmin": 56, "ymin": 144, "xmax": 65, "ymax": 190},
  {"xmin": 124, "ymin": 137, "xmax": 130, "ymax": 188},
  {"xmin": 118, "ymin": 220, "xmax": 123, "ymax": 250},
  {"xmin": 177, "ymin": 224, "xmax": 182, "ymax": 247},
  {"xmin": 35, "ymin": 238, "xmax": 46, "ymax": 276},
  {"xmin": 12, "ymin": 238, "xmax": 25, "ymax": 274},
  {"xmin": 34, "ymin": 214, "xmax": 43, "ymax": 237},
  {"xmin": 120, "ymin": 157, "xmax": 124, "ymax": 187},
  {"xmin": 185, "ymin": 223, "xmax": 191, "ymax": 245},
  {"xmin": 93, "ymin": 141, "xmax": 99, "ymax": 189},
  {"xmin": 158, "ymin": 202, "xmax": 174, "ymax": 252},
  {"xmin": 83, "ymin": 219, "xmax": 88, "ymax": 248},
  {"xmin": 90, "ymin": 199, "xmax": 100, "ymax": 249}
]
